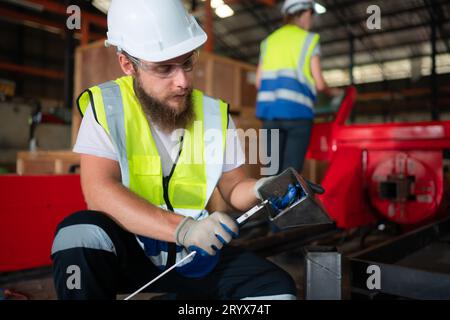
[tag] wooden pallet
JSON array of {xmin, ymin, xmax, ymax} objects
[{"xmin": 16, "ymin": 151, "xmax": 80, "ymax": 175}]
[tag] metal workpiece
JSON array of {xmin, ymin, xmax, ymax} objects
[
  {"xmin": 304, "ymin": 246, "xmax": 342, "ymax": 300},
  {"xmin": 257, "ymin": 167, "xmax": 334, "ymax": 230}
]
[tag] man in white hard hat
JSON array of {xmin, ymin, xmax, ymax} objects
[
  {"xmin": 51, "ymin": 0, "xmax": 296, "ymax": 300},
  {"xmin": 256, "ymin": 0, "xmax": 340, "ymax": 174}
]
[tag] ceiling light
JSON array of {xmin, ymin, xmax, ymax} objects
[
  {"xmin": 211, "ymin": 0, "xmax": 224, "ymax": 9},
  {"xmin": 92, "ymin": 0, "xmax": 111, "ymax": 14},
  {"xmin": 201, "ymin": 0, "xmax": 235, "ymax": 18},
  {"xmin": 314, "ymin": 2, "xmax": 327, "ymax": 15},
  {"xmin": 215, "ymin": 5, "xmax": 234, "ymax": 18}
]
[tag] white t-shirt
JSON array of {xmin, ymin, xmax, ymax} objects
[{"xmin": 73, "ymin": 104, "xmax": 245, "ymax": 177}]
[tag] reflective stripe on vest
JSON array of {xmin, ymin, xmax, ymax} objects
[
  {"xmin": 257, "ymin": 25, "xmax": 319, "ymax": 115},
  {"xmin": 77, "ymin": 75, "xmax": 228, "ymax": 274}
]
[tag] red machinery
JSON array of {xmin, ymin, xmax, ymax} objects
[
  {"xmin": 307, "ymin": 87, "xmax": 450, "ymax": 229},
  {"xmin": 0, "ymin": 175, "xmax": 86, "ymax": 271}
]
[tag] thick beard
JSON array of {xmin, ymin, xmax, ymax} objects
[{"xmin": 133, "ymin": 76, "xmax": 194, "ymax": 133}]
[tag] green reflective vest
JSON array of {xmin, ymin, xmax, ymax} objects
[
  {"xmin": 77, "ymin": 75, "xmax": 229, "ymax": 273},
  {"xmin": 77, "ymin": 75, "xmax": 229, "ymax": 216},
  {"xmin": 256, "ymin": 24, "xmax": 320, "ymax": 120}
]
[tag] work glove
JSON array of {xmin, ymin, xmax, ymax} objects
[
  {"xmin": 175, "ymin": 212, "xmax": 239, "ymax": 256},
  {"xmin": 305, "ymin": 180, "xmax": 325, "ymax": 195},
  {"xmin": 253, "ymin": 176, "xmax": 275, "ymax": 200},
  {"xmin": 253, "ymin": 175, "xmax": 325, "ymax": 200}
]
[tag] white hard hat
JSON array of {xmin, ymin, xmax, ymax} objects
[
  {"xmin": 105, "ymin": 0, "xmax": 207, "ymax": 62},
  {"xmin": 281, "ymin": 0, "xmax": 315, "ymax": 16}
]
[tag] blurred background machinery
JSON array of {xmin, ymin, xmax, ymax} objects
[{"xmin": 307, "ymin": 88, "xmax": 450, "ymax": 229}]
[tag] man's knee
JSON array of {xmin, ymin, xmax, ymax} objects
[
  {"xmin": 239, "ymin": 267, "xmax": 297, "ymax": 300},
  {"xmin": 265, "ymin": 268, "xmax": 297, "ymax": 300},
  {"xmin": 224, "ymin": 249, "xmax": 297, "ymax": 300},
  {"xmin": 51, "ymin": 211, "xmax": 125, "ymax": 299},
  {"xmin": 55, "ymin": 210, "xmax": 117, "ymax": 233},
  {"xmin": 245, "ymin": 266, "xmax": 297, "ymax": 300},
  {"xmin": 52, "ymin": 210, "xmax": 118, "ymax": 257}
]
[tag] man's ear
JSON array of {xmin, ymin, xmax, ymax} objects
[{"xmin": 118, "ymin": 53, "xmax": 136, "ymax": 76}]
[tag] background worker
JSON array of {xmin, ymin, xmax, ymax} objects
[
  {"xmin": 256, "ymin": 0, "xmax": 342, "ymax": 174},
  {"xmin": 51, "ymin": 0, "xmax": 296, "ymax": 300}
]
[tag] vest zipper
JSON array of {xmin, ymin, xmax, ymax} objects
[
  {"xmin": 163, "ymin": 176, "xmax": 174, "ymax": 211},
  {"xmin": 162, "ymin": 135, "xmax": 184, "ymax": 269}
]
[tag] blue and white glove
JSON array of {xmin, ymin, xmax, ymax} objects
[{"xmin": 175, "ymin": 212, "xmax": 239, "ymax": 256}]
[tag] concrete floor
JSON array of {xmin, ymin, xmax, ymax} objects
[{"xmin": 0, "ymin": 267, "xmax": 55, "ymax": 300}]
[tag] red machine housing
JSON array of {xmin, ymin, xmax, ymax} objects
[
  {"xmin": 0, "ymin": 175, "xmax": 86, "ymax": 271},
  {"xmin": 307, "ymin": 87, "xmax": 450, "ymax": 229}
]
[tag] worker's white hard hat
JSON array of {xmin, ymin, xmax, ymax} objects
[
  {"xmin": 105, "ymin": 0, "xmax": 207, "ymax": 62},
  {"xmin": 281, "ymin": 0, "xmax": 315, "ymax": 16}
]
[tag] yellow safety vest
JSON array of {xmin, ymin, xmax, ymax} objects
[
  {"xmin": 256, "ymin": 24, "xmax": 320, "ymax": 120},
  {"xmin": 77, "ymin": 75, "xmax": 229, "ymax": 275}
]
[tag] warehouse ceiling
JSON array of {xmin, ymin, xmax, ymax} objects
[
  {"xmin": 193, "ymin": 0, "xmax": 450, "ymax": 67},
  {"xmin": 1, "ymin": 0, "xmax": 450, "ymax": 85}
]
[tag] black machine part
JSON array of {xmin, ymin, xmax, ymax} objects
[
  {"xmin": 350, "ymin": 217, "xmax": 450, "ymax": 300},
  {"xmin": 304, "ymin": 246, "xmax": 342, "ymax": 300}
]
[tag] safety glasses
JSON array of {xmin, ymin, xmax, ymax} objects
[{"xmin": 128, "ymin": 51, "xmax": 199, "ymax": 79}]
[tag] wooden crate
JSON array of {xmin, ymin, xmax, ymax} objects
[
  {"xmin": 193, "ymin": 51, "xmax": 257, "ymax": 112},
  {"xmin": 16, "ymin": 151, "xmax": 80, "ymax": 175},
  {"xmin": 72, "ymin": 40, "xmax": 123, "ymax": 146}
]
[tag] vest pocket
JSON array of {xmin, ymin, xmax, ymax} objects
[
  {"xmin": 130, "ymin": 155, "xmax": 163, "ymax": 204},
  {"xmin": 170, "ymin": 182, "xmax": 206, "ymax": 209},
  {"xmin": 131, "ymin": 155, "xmax": 161, "ymax": 175}
]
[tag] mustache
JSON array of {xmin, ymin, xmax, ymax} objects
[{"xmin": 171, "ymin": 90, "xmax": 190, "ymax": 97}]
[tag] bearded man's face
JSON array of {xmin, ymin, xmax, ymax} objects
[
  {"xmin": 133, "ymin": 75, "xmax": 194, "ymax": 133},
  {"xmin": 131, "ymin": 52, "xmax": 195, "ymax": 132}
]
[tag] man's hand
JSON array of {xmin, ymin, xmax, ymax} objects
[
  {"xmin": 175, "ymin": 212, "xmax": 239, "ymax": 256},
  {"xmin": 253, "ymin": 176, "xmax": 275, "ymax": 200},
  {"xmin": 307, "ymin": 180, "xmax": 325, "ymax": 195}
]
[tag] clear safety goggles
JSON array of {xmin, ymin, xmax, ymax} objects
[{"xmin": 128, "ymin": 51, "xmax": 199, "ymax": 79}]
